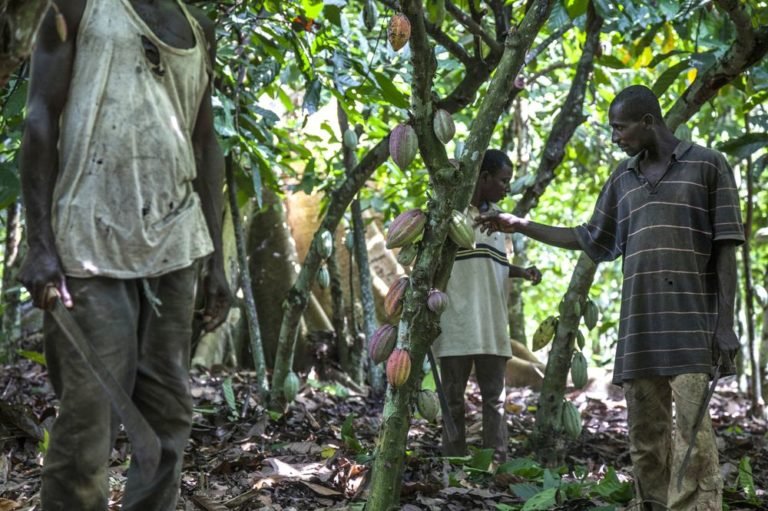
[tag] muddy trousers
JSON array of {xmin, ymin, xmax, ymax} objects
[
  {"xmin": 40, "ymin": 266, "xmax": 197, "ymax": 511},
  {"xmin": 624, "ymin": 374, "xmax": 723, "ymax": 511},
  {"xmin": 439, "ymin": 355, "xmax": 507, "ymax": 462}
]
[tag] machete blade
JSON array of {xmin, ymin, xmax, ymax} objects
[{"xmin": 49, "ymin": 299, "xmax": 161, "ymax": 483}]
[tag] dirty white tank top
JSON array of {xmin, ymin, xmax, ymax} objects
[{"xmin": 53, "ymin": 0, "xmax": 214, "ymax": 278}]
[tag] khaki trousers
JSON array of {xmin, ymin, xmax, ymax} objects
[
  {"xmin": 41, "ymin": 266, "xmax": 197, "ymax": 511},
  {"xmin": 439, "ymin": 355, "xmax": 507, "ymax": 461},
  {"xmin": 624, "ymin": 374, "xmax": 722, "ymax": 511}
]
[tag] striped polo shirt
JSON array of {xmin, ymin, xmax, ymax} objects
[
  {"xmin": 574, "ymin": 141, "xmax": 744, "ymax": 384},
  {"xmin": 432, "ymin": 204, "xmax": 514, "ymax": 359}
]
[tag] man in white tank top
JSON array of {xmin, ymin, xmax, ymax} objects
[{"xmin": 17, "ymin": 1, "xmax": 231, "ymax": 509}]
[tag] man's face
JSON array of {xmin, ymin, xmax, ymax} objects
[
  {"xmin": 609, "ymin": 102, "xmax": 649, "ymax": 157},
  {"xmin": 480, "ymin": 164, "xmax": 513, "ymax": 204}
]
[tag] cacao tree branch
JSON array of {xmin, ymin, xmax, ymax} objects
[
  {"xmin": 445, "ymin": 0, "xmax": 502, "ymax": 54},
  {"xmin": 513, "ymin": 4, "xmax": 602, "ymax": 217},
  {"xmin": 524, "ymin": 20, "xmax": 573, "ymax": 65},
  {"xmin": 665, "ymin": 1, "xmax": 768, "ymax": 130},
  {"xmin": 0, "ymin": 0, "xmax": 49, "ymax": 88}
]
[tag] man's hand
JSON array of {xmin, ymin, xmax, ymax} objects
[
  {"xmin": 524, "ymin": 266, "xmax": 542, "ymax": 285},
  {"xmin": 17, "ymin": 246, "xmax": 72, "ymax": 309},
  {"xmin": 713, "ymin": 323, "xmax": 739, "ymax": 374},
  {"xmin": 474, "ymin": 211, "xmax": 525, "ymax": 234},
  {"xmin": 199, "ymin": 263, "xmax": 232, "ymax": 332}
]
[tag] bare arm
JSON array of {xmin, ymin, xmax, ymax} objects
[
  {"xmin": 713, "ymin": 241, "xmax": 739, "ymax": 371},
  {"xmin": 509, "ymin": 265, "xmax": 542, "ymax": 285},
  {"xmin": 476, "ymin": 212, "xmax": 582, "ymax": 251},
  {"xmin": 189, "ymin": 9, "xmax": 231, "ymax": 331},
  {"xmin": 17, "ymin": 0, "xmax": 85, "ymax": 309}
]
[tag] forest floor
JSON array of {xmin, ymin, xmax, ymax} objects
[{"xmin": 0, "ymin": 355, "xmax": 766, "ymax": 511}]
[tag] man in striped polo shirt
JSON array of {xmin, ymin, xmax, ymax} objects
[
  {"xmin": 475, "ymin": 85, "xmax": 743, "ymax": 510},
  {"xmin": 433, "ymin": 150, "xmax": 542, "ymax": 463}
]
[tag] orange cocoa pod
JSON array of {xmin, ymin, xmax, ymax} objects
[
  {"xmin": 384, "ymin": 276, "xmax": 409, "ymax": 321},
  {"xmin": 387, "ymin": 13, "xmax": 411, "ymax": 51},
  {"xmin": 386, "ymin": 348, "xmax": 411, "ymax": 387}
]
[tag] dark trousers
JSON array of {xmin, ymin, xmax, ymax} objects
[
  {"xmin": 41, "ymin": 265, "xmax": 197, "ymax": 511},
  {"xmin": 439, "ymin": 355, "xmax": 508, "ymax": 461}
]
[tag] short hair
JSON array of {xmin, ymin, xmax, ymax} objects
[
  {"xmin": 610, "ymin": 85, "xmax": 663, "ymax": 122},
  {"xmin": 480, "ymin": 149, "xmax": 513, "ymax": 176}
]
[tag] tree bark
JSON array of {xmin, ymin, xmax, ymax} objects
[{"xmin": 529, "ymin": 253, "xmax": 596, "ymax": 465}]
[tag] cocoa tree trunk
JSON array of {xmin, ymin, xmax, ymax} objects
[
  {"xmin": 226, "ymin": 155, "xmax": 268, "ymax": 396},
  {"xmin": 367, "ymin": 2, "xmax": 555, "ymax": 508},
  {"xmin": 0, "ymin": 0, "xmax": 48, "ymax": 87},
  {"xmin": 529, "ymin": 253, "xmax": 596, "ymax": 465}
]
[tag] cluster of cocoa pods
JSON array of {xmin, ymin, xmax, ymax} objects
[{"xmin": 316, "ymin": 230, "xmax": 333, "ymax": 289}]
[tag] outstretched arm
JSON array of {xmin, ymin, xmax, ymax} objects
[
  {"xmin": 17, "ymin": 1, "xmax": 85, "ymax": 309},
  {"xmin": 475, "ymin": 211, "xmax": 582, "ymax": 251},
  {"xmin": 190, "ymin": 10, "xmax": 231, "ymax": 332}
]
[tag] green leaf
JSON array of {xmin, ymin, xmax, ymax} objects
[
  {"xmin": 564, "ymin": 0, "xmax": 589, "ymax": 19},
  {"xmin": 497, "ymin": 457, "xmax": 544, "ymax": 479},
  {"xmin": 371, "ymin": 71, "xmax": 410, "ymax": 109},
  {"xmin": 591, "ymin": 467, "xmax": 633, "ymax": 502},
  {"xmin": 717, "ymin": 133, "xmax": 768, "ymax": 160},
  {"xmin": 652, "ymin": 60, "xmax": 691, "ymax": 97},
  {"xmin": 341, "ymin": 414, "xmax": 363, "ymax": 453},
  {"xmin": 521, "ymin": 487, "xmax": 558, "ymax": 511},
  {"xmin": 509, "ymin": 483, "xmax": 541, "ymax": 500},
  {"xmin": 0, "ymin": 161, "xmax": 20, "ymax": 209},
  {"xmin": 303, "ymin": 78, "xmax": 323, "ymax": 114},
  {"xmin": 736, "ymin": 456, "xmax": 757, "ymax": 501},
  {"xmin": 17, "ymin": 350, "xmax": 46, "ymax": 366},
  {"xmin": 468, "ymin": 448, "xmax": 494, "ymax": 471}
]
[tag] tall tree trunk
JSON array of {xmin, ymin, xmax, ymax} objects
[
  {"xmin": 326, "ymin": 247, "xmax": 349, "ymax": 371},
  {"xmin": 226, "ymin": 155, "xmax": 268, "ymax": 396},
  {"xmin": 508, "ymin": 234, "xmax": 529, "ymax": 344},
  {"xmin": 529, "ymin": 253, "xmax": 596, "ymax": 465},
  {"xmin": 0, "ymin": 0, "xmax": 49, "ymax": 87},
  {"xmin": 367, "ymin": 2, "xmax": 555, "ymax": 508}
]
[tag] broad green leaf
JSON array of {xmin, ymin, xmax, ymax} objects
[
  {"xmin": 371, "ymin": 71, "xmax": 410, "ymax": 109},
  {"xmin": 222, "ymin": 376, "xmax": 238, "ymax": 420},
  {"xmin": 303, "ymin": 78, "xmax": 322, "ymax": 114},
  {"xmin": 17, "ymin": 350, "xmax": 46, "ymax": 366},
  {"xmin": 717, "ymin": 133, "xmax": 768, "ymax": 160},
  {"xmin": 736, "ymin": 456, "xmax": 757, "ymax": 501},
  {"xmin": 652, "ymin": 60, "xmax": 691, "ymax": 97},
  {"xmin": 341, "ymin": 415, "xmax": 363, "ymax": 453},
  {"xmin": 564, "ymin": 0, "xmax": 589, "ymax": 20},
  {"xmin": 0, "ymin": 162, "xmax": 20, "ymax": 209},
  {"xmin": 521, "ymin": 487, "xmax": 558, "ymax": 511}
]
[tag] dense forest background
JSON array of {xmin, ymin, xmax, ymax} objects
[{"xmin": 0, "ymin": 0, "xmax": 767, "ymax": 509}]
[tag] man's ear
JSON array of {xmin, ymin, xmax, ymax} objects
[{"xmin": 642, "ymin": 113, "xmax": 655, "ymax": 128}]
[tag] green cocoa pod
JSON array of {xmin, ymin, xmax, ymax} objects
[
  {"xmin": 447, "ymin": 209, "xmax": 475, "ymax": 249},
  {"xmin": 584, "ymin": 298, "xmax": 599, "ymax": 331},
  {"xmin": 318, "ymin": 229, "xmax": 333, "ymax": 259},
  {"xmin": 571, "ymin": 351, "xmax": 588, "ymax": 389},
  {"xmin": 343, "ymin": 128, "xmax": 358, "ymax": 150},
  {"xmin": 283, "ymin": 372, "xmax": 300, "ymax": 402},
  {"xmin": 317, "ymin": 265, "xmax": 330, "ymax": 289},
  {"xmin": 416, "ymin": 390, "xmax": 440, "ymax": 422},
  {"xmin": 562, "ymin": 400, "xmax": 582, "ymax": 439},
  {"xmin": 575, "ymin": 329, "xmax": 586, "ymax": 350},
  {"xmin": 432, "ymin": 109, "xmax": 455, "ymax": 144},
  {"xmin": 396, "ymin": 243, "xmax": 419, "ymax": 267},
  {"xmin": 363, "ymin": 0, "xmax": 377, "ymax": 32}
]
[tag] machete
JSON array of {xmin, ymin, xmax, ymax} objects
[
  {"xmin": 426, "ymin": 348, "xmax": 459, "ymax": 442},
  {"xmin": 676, "ymin": 362, "xmax": 721, "ymax": 491},
  {"xmin": 48, "ymin": 298, "xmax": 161, "ymax": 483}
]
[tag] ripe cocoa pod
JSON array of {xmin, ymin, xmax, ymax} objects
[
  {"xmin": 318, "ymin": 230, "xmax": 333, "ymax": 259},
  {"xmin": 363, "ymin": 0, "xmax": 377, "ymax": 32},
  {"xmin": 571, "ymin": 351, "xmax": 588, "ymax": 389},
  {"xmin": 561, "ymin": 400, "xmax": 582, "ymax": 439},
  {"xmin": 369, "ymin": 324, "xmax": 398, "ymax": 364},
  {"xmin": 387, "ymin": 13, "xmax": 411, "ymax": 51},
  {"xmin": 283, "ymin": 371, "xmax": 300, "ymax": 402},
  {"xmin": 386, "ymin": 208, "xmax": 426, "ymax": 249},
  {"xmin": 427, "ymin": 289, "xmax": 448, "ymax": 314},
  {"xmin": 416, "ymin": 390, "xmax": 440, "ymax": 422},
  {"xmin": 343, "ymin": 128, "xmax": 358, "ymax": 150},
  {"xmin": 396, "ymin": 243, "xmax": 419, "ymax": 267},
  {"xmin": 384, "ymin": 276, "xmax": 409, "ymax": 321},
  {"xmin": 386, "ymin": 348, "xmax": 412, "ymax": 387},
  {"xmin": 532, "ymin": 315, "xmax": 557, "ymax": 351},
  {"xmin": 432, "ymin": 109, "xmax": 455, "ymax": 145},
  {"xmin": 389, "ymin": 124, "xmax": 418, "ymax": 170},
  {"xmin": 317, "ymin": 265, "xmax": 330, "ymax": 289},
  {"xmin": 584, "ymin": 299, "xmax": 599, "ymax": 331},
  {"xmin": 448, "ymin": 209, "xmax": 475, "ymax": 249}
]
